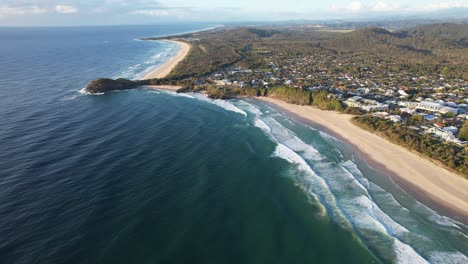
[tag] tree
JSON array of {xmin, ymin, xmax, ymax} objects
[
  {"xmin": 410, "ymin": 114, "xmax": 424, "ymax": 125},
  {"xmin": 458, "ymin": 121, "xmax": 468, "ymax": 141},
  {"xmin": 443, "ymin": 112, "xmax": 455, "ymax": 118},
  {"xmin": 256, "ymin": 89, "xmax": 262, "ymax": 97}
]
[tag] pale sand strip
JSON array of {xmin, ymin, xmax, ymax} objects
[
  {"xmin": 145, "ymin": 85, "xmax": 181, "ymax": 91},
  {"xmin": 142, "ymin": 40, "xmax": 191, "ymax": 80},
  {"xmin": 258, "ymin": 97, "xmax": 468, "ymax": 220}
]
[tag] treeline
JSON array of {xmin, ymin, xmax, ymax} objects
[
  {"xmin": 178, "ymin": 85, "xmax": 259, "ymax": 99},
  {"xmin": 138, "ymin": 77, "xmax": 195, "ymax": 88},
  {"xmin": 353, "ymin": 115, "xmax": 468, "ymax": 177},
  {"xmin": 177, "ymin": 85, "xmax": 347, "ymax": 110},
  {"xmin": 266, "ymin": 87, "xmax": 344, "ymax": 111}
]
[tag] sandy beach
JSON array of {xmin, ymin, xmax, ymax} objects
[
  {"xmin": 258, "ymin": 97, "xmax": 468, "ymax": 221},
  {"xmin": 139, "ymin": 39, "xmax": 468, "ymax": 221},
  {"xmin": 142, "ymin": 40, "xmax": 191, "ymax": 80}
]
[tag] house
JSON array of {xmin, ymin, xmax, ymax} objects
[
  {"xmin": 423, "ymin": 114, "xmax": 437, "ymax": 121},
  {"xmin": 427, "ymin": 127, "xmax": 456, "ymax": 141},
  {"xmin": 214, "ymin": 79, "xmax": 232, "ymax": 86},
  {"xmin": 344, "ymin": 96, "xmax": 389, "ymax": 112},
  {"xmin": 398, "ymin": 90, "xmax": 409, "ymax": 97},
  {"xmin": 388, "ymin": 115, "xmax": 402, "ymax": 123},
  {"xmin": 398, "ymin": 101, "xmax": 458, "ymax": 114},
  {"xmin": 443, "ymin": 126, "xmax": 458, "ymax": 134},
  {"xmin": 400, "ymin": 108, "xmax": 417, "ymax": 115},
  {"xmin": 373, "ymin": 112, "xmax": 389, "ymax": 118}
]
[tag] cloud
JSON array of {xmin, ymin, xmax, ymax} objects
[
  {"xmin": 130, "ymin": 9, "xmax": 169, "ymax": 16},
  {"xmin": 0, "ymin": 5, "xmax": 47, "ymax": 17},
  {"xmin": 424, "ymin": 1, "xmax": 468, "ymax": 11},
  {"xmin": 332, "ymin": 1, "xmax": 468, "ymax": 14},
  {"xmin": 331, "ymin": 1, "xmax": 407, "ymax": 13},
  {"xmin": 347, "ymin": 1, "xmax": 363, "ymax": 12},
  {"xmin": 55, "ymin": 5, "xmax": 78, "ymax": 14},
  {"xmin": 370, "ymin": 2, "xmax": 402, "ymax": 12}
]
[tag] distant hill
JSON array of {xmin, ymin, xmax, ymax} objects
[
  {"xmin": 323, "ymin": 25, "xmax": 467, "ymax": 61},
  {"xmin": 396, "ymin": 23, "xmax": 468, "ymax": 46},
  {"xmin": 151, "ymin": 23, "xmax": 468, "ymax": 79}
]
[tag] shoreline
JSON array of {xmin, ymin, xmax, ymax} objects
[
  {"xmin": 142, "ymin": 40, "xmax": 191, "ymax": 80},
  {"xmin": 257, "ymin": 97, "xmax": 468, "ymax": 224},
  {"xmin": 145, "ymin": 85, "xmax": 181, "ymax": 91},
  {"xmin": 135, "ymin": 36, "xmax": 468, "ymax": 223}
]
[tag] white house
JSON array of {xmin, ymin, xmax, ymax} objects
[
  {"xmin": 388, "ymin": 115, "xmax": 402, "ymax": 123},
  {"xmin": 398, "ymin": 101, "xmax": 458, "ymax": 114},
  {"xmin": 398, "ymin": 90, "xmax": 409, "ymax": 97},
  {"xmin": 344, "ymin": 96, "xmax": 389, "ymax": 112}
]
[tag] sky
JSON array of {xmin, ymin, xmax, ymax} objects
[{"xmin": 0, "ymin": 0, "xmax": 467, "ymax": 26}]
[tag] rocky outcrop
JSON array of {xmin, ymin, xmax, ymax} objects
[{"xmin": 85, "ymin": 78, "xmax": 140, "ymax": 94}]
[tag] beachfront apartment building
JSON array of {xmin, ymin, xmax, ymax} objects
[
  {"xmin": 344, "ymin": 96, "xmax": 389, "ymax": 112},
  {"xmin": 373, "ymin": 112, "xmax": 403, "ymax": 123},
  {"xmin": 398, "ymin": 101, "xmax": 458, "ymax": 114},
  {"xmin": 426, "ymin": 127, "xmax": 467, "ymax": 146}
]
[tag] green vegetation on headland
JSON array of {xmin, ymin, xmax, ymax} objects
[
  {"xmin": 353, "ymin": 116, "xmax": 468, "ymax": 177},
  {"xmin": 85, "ymin": 78, "xmax": 140, "ymax": 93}
]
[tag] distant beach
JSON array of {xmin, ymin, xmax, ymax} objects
[
  {"xmin": 142, "ymin": 40, "xmax": 191, "ymax": 80},
  {"xmin": 258, "ymin": 97, "xmax": 468, "ymax": 222}
]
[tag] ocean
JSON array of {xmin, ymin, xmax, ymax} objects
[{"xmin": 0, "ymin": 24, "xmax": 466, "ymax": 264}]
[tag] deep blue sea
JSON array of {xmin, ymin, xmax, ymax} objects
[{"xmin": 0, "ymin": 24, "xmax": 467, "ymax": 264}]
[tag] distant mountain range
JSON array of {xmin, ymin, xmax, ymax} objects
[
  {"xmin": 397, "ymin": 23, "xmax": 468, "ymax": 46},
  {"xmin": 228, "ymin": 8, "xmax": 468, "ymax": 31}
]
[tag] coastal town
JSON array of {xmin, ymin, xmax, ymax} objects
[
  {"xmin": 204, "ymin": 57, "xmax": 468, "ymax": 147},
  {"xmin": 90, "ymin": 24, "xmax": 468, "ymax": 175}
]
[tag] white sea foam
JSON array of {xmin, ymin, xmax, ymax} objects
[
  {"xmin": 62, "ymin": 94, "xmax": 82, "ymax": 101},
  {"xmin": 159, "ymin": 90, "xmax": 195, "ymax": 99},
  {"xmin": 235, "ymin": 101, "xmax": 263, "ymax": 116},
  {"xmin": 273, "ymin": 144, "xmax": 314, "ymax": 173},
  {"xmin": 341, "ymin": 160, "xmax": 468, "ymax": 263},
  {"xmin": 263, "ymin": 116, "xmax": 322, "ymax": 161},
  {"xmin": 211, "ymin": 99, "xmax": 247, "ymax": 116},
  {"xmin": 268, "ymin": 121, "xmax": 424, "ymax": 262},
  {"xmin": 317, "ymin": 161, "xmax": 409, "ymax": 241},
  {"xmin": 182, "ymin": 93, "xmax": 248, "ymax": 117},
  {"xmin": 429, "ymin": 251, "xmax": 468, "ymax": 264},
  {"xmin": 272, "ymin": 144, "xmax": 340, "ymax": 219},
  {"xmin": 263, "ymin": 111, "xmax": 429, "ymax": 261},
  {"xmin": 394, "ymin": 239, "xmax": 429, "ymax": 264},
  {"xmin": 254, "ymin": 119, "xmax": 271, "ymax": 133},
  {"xmin": 348, "ymin": 160, "xmax": 464, "ymax": 232},
  {"xmin": 318, "ymin": 130, "xmax": 342, "ymax": 143},
  {"xmin": 415, "ymin": 201, "xmax": 464, "ymax": 229},
  {"xmin": 78, "ymin": 87, "xmax": 104, "ymax": 96}
]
